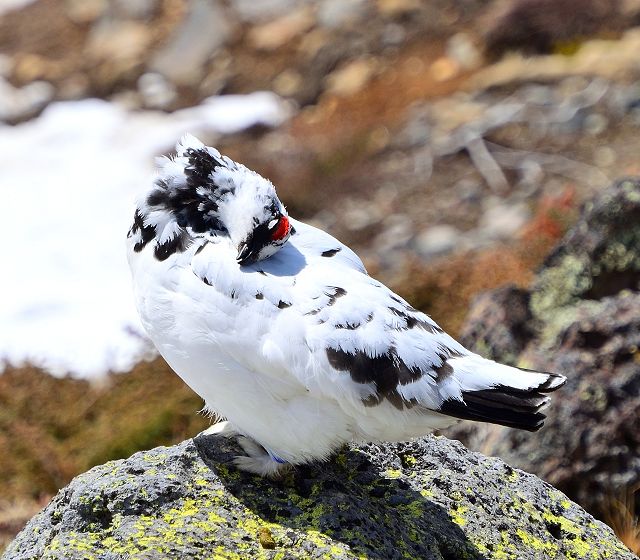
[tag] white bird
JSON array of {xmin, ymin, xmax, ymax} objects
[{"xmin": 127, "ymin": 135, "xmax": 566, "ymax": 477}]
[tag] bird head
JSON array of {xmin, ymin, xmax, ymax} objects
[{"xmin": 135, "ymin": 134, "xmax": 292, "ymax": 265}]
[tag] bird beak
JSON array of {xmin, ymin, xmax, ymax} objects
[{"xmin": 236, "ymin": 239, "xmax": 258, "ymax": 265}]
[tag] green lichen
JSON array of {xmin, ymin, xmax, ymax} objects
[
  {"xmin": 516, "ymin": 528, "xmax": 559, "ymax": 556},
  {"xmin": 530, "ymin": 254, "xmax": 591, "ymax": 320},
  {"xmin": 385, "ymin": 468, "xmax": 402, "ymax": 479},
  {"xmin": 621, "ymin": 180, "xmax": 640, "ymax": 202},
  {"xmin": 8, "ymin": 438, "xmax": 636, "ymax": 560},
  {"xmin": 537, "ymin": 299, "xmax": 604, "ymax": 349},
  {"xmin": 449, "ymin": 504, "xmax": 468, "ymax": 527}
]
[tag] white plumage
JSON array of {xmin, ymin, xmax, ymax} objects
[{"xmin": 127, "ymin": 135, "xmax": 565, "ymax": 476}]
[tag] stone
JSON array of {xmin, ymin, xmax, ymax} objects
[
  {"xmin": 532, "ymin": 178, "xmax": 640, "ymax": 319},
  {"xmin": 137, "ymin": 72, "xmax": 177, "ymax": 109},
  {"xmin": 478, "ymin": 200, "xmax": 530, "ymax": 240},
  {"xmin": 151, "ymin": 0, "xmax": 233, "ymax": 86},
  {"xmin": 482, "ymin": 0, "xmax": 618, "ymax": 59},
  {"xmin": 318, "ymin": 0, "xmax": 369, "ymax": 29},
  {"xmin": 429, "ymin": 57, "xmax": 460, "ymax": 82},
  {"xmin": 413, "ymin": 225, "xmax": 461, "ymax": 259},
  {"xmin": 446, "ymin": 33, "xmax": 481, "ymax": 70},
  {"xmin": 449, "ymin": 178, "xmax": 640, "ymax": 525},
  {"xmin": 247, "ymin": 7, "xmax": 315, "ymax": 51},
  {"xmin": 0, "ymin": 0, "xmax": 37, "ymax": 18},
  {"xmin": 376, "ymin": 0, "xmax": 420, "ymax": 17},
  {"xmin": 229, "ymin": 0, "xmax": 307, "ymax": 23},
  {"xmin": 87, "ymin": 20, "xmax": 152, "ymax": 62},
  {"xmin": 273, "ymin": 69, "xmax": 304, "ymax": 97},
  {"xmin": 65, "ymin": 0, "xmax": 107, "ymax": 24},
  {"xmin": 0, "ymin": 77, "xmax": 54, "ymax": 123},
  {"xmin": 459, "ymin": 285, "xmax": 534, "ymax": 365},
  {"xmin": 4, "ymin": 435, "xmax": 634, "ymax": 559},
  {"xmin": 324, "ymin": 58, "xmax": 378, "ymax": 97},
  {"xmin": 111, "ymin": 0, "xmax": 159, "ymax": 20}
]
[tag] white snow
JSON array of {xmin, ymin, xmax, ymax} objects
[
  {"xmin": 0, "ymin": 0, "xmax": 36, "ymax": 16},
  {"xmin": 0, "ymin": 92, "xmax": 291, "ymax": 377}
]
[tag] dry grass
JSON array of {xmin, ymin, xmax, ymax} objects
[
  {"xmin": 390, "ymin": 186, "xmax": 578, "ymax": 337},
  {"xmin": 0, "ymin": 360, "xmax": 208, "ymax": 503},
  {"xmin": 604, "ymin": 485, "xmax": 640, "ymax": 555},
  {"xmin": 0, "ymin": 498, "xmax": 49, "ymax": 553}
]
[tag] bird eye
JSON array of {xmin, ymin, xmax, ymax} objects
[{"xmin": 268, "ymin": 218, "xmax": 279, "ymax": 230}]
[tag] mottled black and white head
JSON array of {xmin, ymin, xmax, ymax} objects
[{"xmin": 128, "ymin": 135, "xmax": 292, "ymax": 264}]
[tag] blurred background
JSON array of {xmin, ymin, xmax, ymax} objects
[{"xmin": 1, "ymin": 0, "xmax": 639, "ymax": 553}]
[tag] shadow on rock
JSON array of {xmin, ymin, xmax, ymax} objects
[{"xmin": 195, "ymin": 434, "xmax": 484, "ymax": 560}]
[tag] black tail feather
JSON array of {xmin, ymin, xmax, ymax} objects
[{"xmin": 440, "ymin": 382, "xmax": 560, "ymax": 432}]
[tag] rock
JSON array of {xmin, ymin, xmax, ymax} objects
[
  {"xmin": 532, "ymin": 178, "xmax": 640, "ymax": 320},
  {"xmin": 151, "ymin": 0, "xmax": 234, "ymax": 86},
  {"xmin": 450, "ymin": 177, "xmax": 640, "ymax": 525},
  {"xmin": 413, "ymin": 224, "xmax": 461, "ymax": 259},
  {"xmin": 478, "ymin": 200, "xmax": 530, "ymax": 241},
  {"xmin": 324, "ymin": 58, "xmax": 378, "ymax": 97},
  {"xmin": 230, "ymin": 0, "xmax": 307, "ymax": 23},
  {"xmin": 273, "ymin": 69, "xmax": 304, "ymax": 97},
  {"xmin": 376, "ymin": 0, "xmax": 421, "ymax": 17},
  {"xmin": 446, "ymin": 32, "xmax": 481, "ymax": 71},
  {"xmin": 137, "ymin": 72, "xmax": 177, "ymax": 109},
  {"xmin": 87, "ymin": 20, "xmax": 152, "ymax": 63},
  {"xmin": 318, "ymin": 0, "xmax": 369, "ymax": 29},
  {"xmin": 459, "ymin": 285, "xmax": 534, "ymax": 365},
  {"xmin": 247, "ymin": 7, "xmax": 315, "ymax": 51},
  {"xmin": 482, "ymin": 0, "xmax": 626, "ymax": 59},
  {"xmin": 111, "ymin": 0, "xmax": 159, "ymax": 20},
  {"xmin": 4, "ymin": 435, "xmax": 634, "ymax": 559},
  {"xmin": 65, "ymin": 0, "xmax": 107, "ymax": 24},
  {"xmin": 0, "ymin": 77, "xmax": 54, "ymax": 123},
  {"xmin": 429, "ymin": 56, "xmax": 460, "ymax": 82}
]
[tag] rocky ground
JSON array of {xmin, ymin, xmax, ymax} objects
[
  {"xmin": 450, "ymin": 179, "xmax": 640, "ymax": 550},
  {"xmin": 4, "ymin": 434, "xmax": 636, "ymax": 559},
  {"xmin": 2, "ymin": 0, "xmax": 640, "ymax": 555}
]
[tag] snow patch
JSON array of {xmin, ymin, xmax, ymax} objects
[{"xmin": 0, "ymin": 92, "xmax": 290, "ymax": 377}]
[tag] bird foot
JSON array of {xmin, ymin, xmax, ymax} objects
[
  {"xmin": 234, "ymin": 436, "xmax": 292, "ymax": 478},
  {"xmin": 199, "ymin": 422, "xmax": 291, "ymax": 478}
]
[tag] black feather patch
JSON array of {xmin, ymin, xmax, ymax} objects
[
  {"xmin": 389, "ymin": 306, "xmax": 443, "ymax": 334},
  {"xmin": 154, "ymin": 232, "xmax": 192, "ymax": 261},
  {"xmin": 326, "ymin": 287, "xmax": 347, "ymax": 306},
  {"xmin": 130, "ymin": 211, "xmax": 156, "ymax": 253},
  {"xmin": 321, "ymin": 248, "xmax": 342, "ymax": 257},
  {"xmin": 184, "ymin": 148, "xmax": 225, "ymax": 192},
  {"xmin": 431, "ymin": 350, "xmax": 464, "ymax": 382},
  {"xmin": 326, "ymin": 346, "xmax": 423, "ymax": 410},
  {"xmin": 145, "ymin": 147, "xmax": 231, "ymax": 239},
  {"xmin": 439, "ymin": 383, "xmax": 554, "ymax": 432}
]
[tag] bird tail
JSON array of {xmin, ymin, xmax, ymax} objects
[{"xmin": 439, "ymin": 355, "xmax": 566, "ymax": 432}]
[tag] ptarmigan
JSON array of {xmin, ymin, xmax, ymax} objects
[{"xmin": 127, "ymin": 135, "xmax": 565, "ymax": 476}]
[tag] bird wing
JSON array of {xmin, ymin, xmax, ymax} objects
[
  {"xmin": 190, "ymin": 225, "xmax": 564, "ymax": 430},
  {"xmin": 285, "ymin": 263, "xmax": 564, "ymax": 430},
  {"xmin": 286, "ymin": 265, "xmax": 470, "ymax": 412}
]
